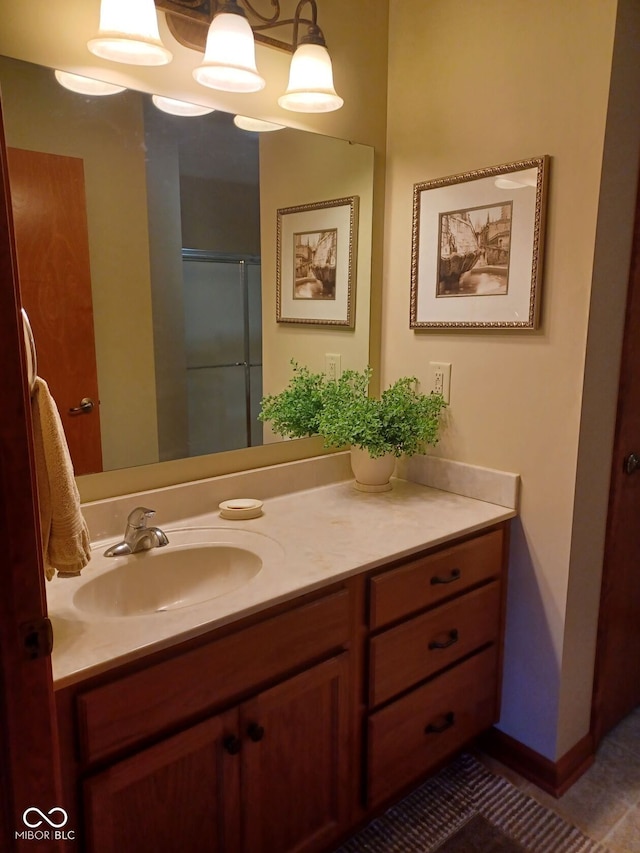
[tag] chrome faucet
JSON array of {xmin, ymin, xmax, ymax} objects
[{"xmin": 103, "ymin": 507, "xmax": 170, "ymax": 557}]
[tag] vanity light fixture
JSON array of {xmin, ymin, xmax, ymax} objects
[
  {"xmin": 152, "ymin": 95, "xmax": 216, "ymax": 116},
  {"xmin": 233, "ymin": 114, "xmax": 284, "ymax": 132},
  {"xmin": 54, "ymin": 70, "xmax": 127, "ymax": 96},
  {"xmin": 159, "ymin": 0, "xmax": 342, "ymax": 113},
  {"xmin": 88, "ymin": 0, "xmax": 173, "ymax": 66},
  {"xmin": 87, "ymin": 0, "xmax": 342, "ymax": 112}
]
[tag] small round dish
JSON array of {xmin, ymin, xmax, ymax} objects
[{"xmin": 219, "ymin": 498, "xmax": 264, "ymax": 520}]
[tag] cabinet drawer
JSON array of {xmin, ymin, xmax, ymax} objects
[
  {"xmin": 369, "ymin": 582, "xmax": 501, "ymax": 707},
  {"xmin": 369, "ymin": 529, "xmax": 503, "ymax": 629},
  {"xmin": 367, "ymin": 646, "xmax": 498, "ymax": 807},
  {"xmin": 77, "ymin": 589, "xmax": 350, "ymax": 765}
]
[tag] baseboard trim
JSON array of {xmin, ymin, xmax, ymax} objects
[{"xmin": 480, "ymin": 728, "xmax": 595, "ymax": 797}]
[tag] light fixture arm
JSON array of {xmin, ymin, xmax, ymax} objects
[
  {"xmin": 247, "ymin": 0, "xmax": 325, "ymax": 48},
  {"xmin": 288, "ymin": 0, "xmax": 326, "ymax": 49},
  {"xmin": 157, "ymin": 0, "xmax": 327, "ymax": 54},
  {"xmin": 237, "ymin": 0, "xmax": 281, "ymax": 25}
]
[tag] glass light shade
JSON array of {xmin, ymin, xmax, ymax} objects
[
  {"xmin": 87, "ymin": 0, "xmax": 172, "ymax": 66},
  {"xmin": 54, "ymin": 70, "xmax": 126, "ymax": 96},
  {"xmin": 193, "ymin": 12, "xmax": 265, "ymax": 93},
  {"xmin": 277, "ymin": 43, "xmax": 343, "ymax": 113},
  {"xmin": 233, "ymin": 115, "xmax": 284, "ymax": 132},
  {"xmin": 152, "ymin": 95, "xmax": 215, "ymax": 116}
]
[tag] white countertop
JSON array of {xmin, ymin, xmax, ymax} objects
[{"xmin": 46, "ymin": 475, "xmax": 516, "ymax": 689}]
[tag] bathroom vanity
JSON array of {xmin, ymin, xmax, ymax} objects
[{"xmin": 49, "ymin": 463, "xmax": 516, "ymax": 852}]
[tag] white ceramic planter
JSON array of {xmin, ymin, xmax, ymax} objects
[{"xmin": 349, "ymin": 446, "xmax": 396, "ymax": 492}]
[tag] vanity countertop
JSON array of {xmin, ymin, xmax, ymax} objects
[{"xmin": 46, "ymin": 476, "xmax": 516, "ymax": 688}]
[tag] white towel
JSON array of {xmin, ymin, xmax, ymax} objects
[{"xmin": 31, "ymin": 377, "xmax": 91, "ymax": 580}]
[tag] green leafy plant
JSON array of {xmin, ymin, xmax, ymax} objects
[
  {"xmin": 259, "ymin": 362, "xmax": 446, "ymax": 458},
  {"xmin": 258, "ymin": 362, "xmax": 328, "ymax": 439}
]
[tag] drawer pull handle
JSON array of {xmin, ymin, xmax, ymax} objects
[
  {"xmin": 247, "ymin": 723, "xmax": 265, "ymax": 742},
  {"xmin": 425, "ymin": 712, "xmax": 455, "ymax": 734},
  {"xmin": 223, "ymin": 735, "xmax": 242, "ymax": 755},
  {"xmin": 430, "ymin": 568, "xmax": 461, "ymax": 585},
  {"xmin": 428, "ymin": 629, "xmax": 459, "ymax": 650}
]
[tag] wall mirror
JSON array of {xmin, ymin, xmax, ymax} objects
[{"xmin": 0, "ymin": 13, "xmax": 374, "ymax": 481}]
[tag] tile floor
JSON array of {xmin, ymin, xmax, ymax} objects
[{"xmin": 480, "ymin": 707, "xmax": 640, "ymax": 852}]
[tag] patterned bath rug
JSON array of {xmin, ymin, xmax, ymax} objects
[{"xmin": 335, "ymin": 753, "xmax": 609, "ymax": 853}]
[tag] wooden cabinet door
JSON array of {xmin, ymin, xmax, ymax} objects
[
  {"xmin": 240, "ymin": 654, "xmax": 351, "ymax": 853},
  {"xmin": 83, "ymin": 710, "xmax": 241, "ymax": 853}
]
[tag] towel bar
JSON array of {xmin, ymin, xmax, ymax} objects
[{"xmin": 21, "ymin": 307, "xmax": 37, "ymax": 396}]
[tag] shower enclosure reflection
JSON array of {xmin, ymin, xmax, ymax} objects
[{"xmin": 182, "ymin": 251, "xmax": 263, "ymax": 456}]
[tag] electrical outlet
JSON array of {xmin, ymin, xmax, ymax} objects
[
  {"xmin": 325, "ymin": 353, "xmax": 342, "ymax": 381},
  {"xmin": 429, "ymin": 362, "xmax": 451, "ymax": 403}
]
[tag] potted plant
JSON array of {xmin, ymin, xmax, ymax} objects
[{"xmin": 259, "ymin": 363, "xmax": 446, "ymax": 491}]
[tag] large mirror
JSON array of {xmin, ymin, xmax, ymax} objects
[{"xmin": 0, "ymin": 53, "xmax": 374, "ymax": 477}]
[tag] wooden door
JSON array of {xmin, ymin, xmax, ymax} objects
[
  {"xmin": 0, "ymin": 104, "xmax": 65, "ymax": 851},
  {"xmin": 83, "ymin": 710, "xmax": 241, "ymax": 853},
  {"xmin": 592, "ymin": 171, "xmax": 640, "ymax": 742},
  {"xmin": 241, "ymin": 654, "xmax": 351, "ymax": 853},
  {"xmin": 7, "ymin": 147, "xmax": 103, "ymax": 475}
]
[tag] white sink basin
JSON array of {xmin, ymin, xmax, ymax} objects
[{"xmin": 72, "ymin": 528, "xmax": 277, "ymax": 617}]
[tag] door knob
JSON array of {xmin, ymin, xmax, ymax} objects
[
  {"xmin": 68, "ymin": 397, "xmax": 94, "ymax": 415},
  {"xmin": 624, "ymin": 453, "xmax": 640, "ymax": 475},
  {"xmin": 223, "ymin": 735, "xmax": 241, "ymax": 755},
  {"xmin": 247, "ymin": 723, "xmax": 265, "ymax": 742}
]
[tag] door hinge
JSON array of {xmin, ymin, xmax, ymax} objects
[{"xmin": 20, "ymin": 617, "xmax": 54, "ymax": 661}]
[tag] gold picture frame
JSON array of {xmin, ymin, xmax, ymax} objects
[
  {"xmin": 410, "ymin": 156, "xmax": 549, "ymax": 329},
  {"xmin": 276, "ymin": 196, "xmax": 358, "ymax": 327}
]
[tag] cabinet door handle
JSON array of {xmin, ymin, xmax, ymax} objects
[
  {"xmin": 428, "ymin": 628, "xmax": 459, "ymax": 650},
  {"xmin": 247, "ymin": 723, "xmax": 265, "ymax": 742},
  {"xmin": 223, "ymin": 735, "xmax": 242, "ymax": 755},
  {"xmin": 425, "ymin": 711, "xmax": 455, "ymax": 734},
  {"xmin": 430, "ymin": 568, "xmax": 461, "ymax": 585}
]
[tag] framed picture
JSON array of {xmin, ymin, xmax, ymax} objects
[
  {"xmin": 410, "ymin": 156, "xmax": 549, "ymax": 329},
  {"xmin": 276, "ymin": 196, "xmax": 358, "ymax": 326}
]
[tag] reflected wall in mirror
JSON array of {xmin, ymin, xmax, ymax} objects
[{"xmin": 0, "ymin": 54, "xmax": 374, "ymax": 476}]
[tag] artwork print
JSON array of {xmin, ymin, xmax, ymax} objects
[
  {"xmin": 293, "ymin": 228, "xmax": 338, "ymax": 300},
  {"xmin": 437, "ymin": 203, "xmax": 512, "ymax": 297}
]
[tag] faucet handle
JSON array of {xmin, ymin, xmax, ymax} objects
[{"xmin": 127, "ymin": 507, "xmax": 156, "ymax": 529}]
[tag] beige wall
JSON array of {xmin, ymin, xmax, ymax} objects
[
  {"xmin": 383, "ymin": 0, "xmax": 640, "ymax": 760},
  {"xmin": 0, "ymin": 56, "xmax": 159, "ymax": 471}
]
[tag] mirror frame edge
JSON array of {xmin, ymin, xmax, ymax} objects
[{"xmin": 77, "ymin": 436, "xmax": 333, "ymax": 502}]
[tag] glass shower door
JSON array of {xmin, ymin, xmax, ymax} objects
[{"xmin": 182, "ymin": 251, "xmax": 262, "ymax": 456}]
